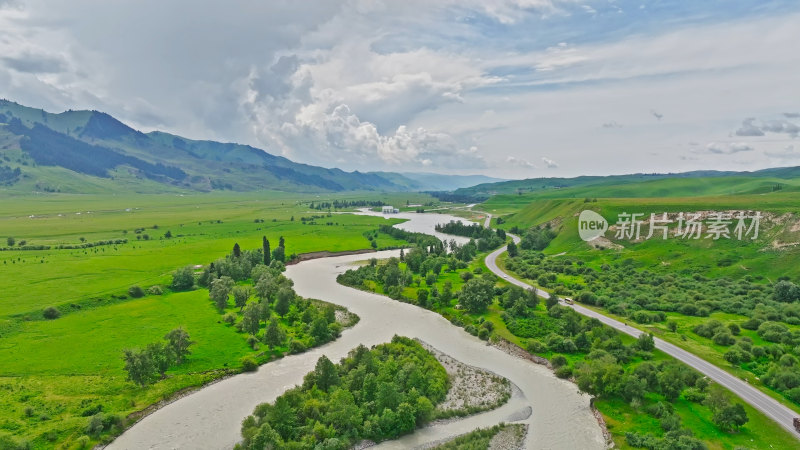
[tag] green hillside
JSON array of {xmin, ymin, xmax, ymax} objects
[
  {"xmin": 0, "ymin": 99, "xmax": 494, "ymax": 195},
  {"xmin": 447, "ymin": 169, "xmax": 800, "ymax": 202}
]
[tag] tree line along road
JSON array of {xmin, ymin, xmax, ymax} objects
[{"xmin": 484, "ymin": 233, "xmax": 800, "ymax": 440}]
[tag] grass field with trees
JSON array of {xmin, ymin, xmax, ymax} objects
[{"xmin": 0, "ymin": 191, "xmax": 438, "ymax": 449}]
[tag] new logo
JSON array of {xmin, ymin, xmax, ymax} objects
[{"xmin": 578, "ymin": 210, "xmax": 608, "ymax": 242}]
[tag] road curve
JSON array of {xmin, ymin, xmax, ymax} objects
[{"xmin": 485, "ymin": 234, "xmax": 800, "ymax": 440}]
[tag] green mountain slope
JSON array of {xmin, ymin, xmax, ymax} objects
[
  {"xmin": 0, "ymin": 99, "xmax": 495, "ymax": 194},
  {"xmin": 447, "ymin": 169, "xmax": 800, "ymax": 202}
]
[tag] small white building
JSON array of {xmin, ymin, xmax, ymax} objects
[{"xmin": 382, "ymin": 206, "xmax": 399, "ymax": 214}]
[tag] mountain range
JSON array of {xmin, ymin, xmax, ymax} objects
[{"xmin": 0, "ymin": 99, "xmax": 504, "ymax": 194}]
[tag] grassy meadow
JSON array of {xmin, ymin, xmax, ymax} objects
[{"xmin": 0, "ymin": 191, "xmax": 435, "ymax": 449}]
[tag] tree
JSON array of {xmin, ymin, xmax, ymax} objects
[
  {"xmin": 459, "ymin": 276, "xmax": 495, "ymax": 313},
  {"xmin": 6, "ymin": 237, "xmax": 14, "ymax": 247},
  {"xmin": 164, "ymin": 327, "xmax": 192, "ymax": 364},
  {"xmin": 210, "ymin": 276, "xmax": 234, "ymax": 310},
  {"xmin": 262, "ymin": 236, "xmax": 271, "ymax": 265},
  {"xmin": 713, "ymin": 403, "xmax": 748, "ymax": 432},
  {"xmin": 417, "ymin": 288, "xmax": 430, "ymax": 307},
  {"xmin": 507, "ymin": 240, "xmax": 518, "ymax": 257},
  {"xmin": 313, "ymin": 355, "xmax": 339, "ymax": 392},
  {"xmin": 123, "ymin": 348, "xmax": 155, "ymax": 386},
  {"xmin": 574, "ymin": 352, "xmax": 622, "ymax": 398},
  {"xmin": 233, "ymin": 286, "xmax": 251, "ymax": 311},
  {"xmin": 272, "ymin": 246, "xmax": 285, "ymax": 263},
  {"xmin": 233, "ymin": 242, "xmax": 242, "ymax": 258},
  {"xmin": 275, "ymin": 287, "xmax": 293, "ymax": 316},
  {"xmin": 637, "ymin": 333, "xmax": 655, "ymax": 351},
  {"xmin": 278, "ymin": 236, "xmax": 285, "ymax": 248},
  {"xmin": 264, "ymin": 319, "xmax": 284, "ymax": 349},
  {"xmin": 310, "ymin": 316, "xmax": 330, "ymax": 343},
  {"xmin": 171, "ymin": 265, "xmax": 195, "ymax": 290},
  {"xmin": 254, "ymin": 274, "xmax": 275, "ymax": 302},
  {"xmin": 270, "ymin": 396, "xmax": 297, "ymax": 441},
  {"xmin": 440, "ymin": 281, "xmax": 453, "ymax": 304},
  {"xmin": 774, "ymin": 280, "xmax": 800, "ymax": 303},
  {"xmin": 545, "ymin": 293, "xmax": 559, "ymax": 310},
  {"xmin": 241, "ymin": 303, "xmax": 261, "ymax": 336},
  {"xmin": 147, "ymin": 342, "xmax": 174, "ymax": 377}
]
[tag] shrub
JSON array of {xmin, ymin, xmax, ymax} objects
[
  {"xmin": 551, "ymin": 354, "xmax": 568, "ymax": 368},
  {"xmin": 76, "ymin": 436, "xmax": 90, "ymax": 449},
  {"xmin": 128, "ymin": 285, "xmax": 145, "ymax": 298},
  {"xmin": 241, "ymin": 356, "xmax": 258, "ymax": 372},
  {"xmin": 712, "ymin": 331, "xmax": 736, "ymax": 346},
  {"xmin": 223, "ymin": 313, "xmax": 237, "ymax": 325},
  {"xmin": 526, "ymin": 340, "xmax": 546, "ymax": 353},
  {"xmin": 147, "ymin": 285, "xmax": 164, "ymax": 295},
  {"xmin": 43, "ymin": 306, "xmax": 60, "ymax": 320},
  {"xmin": 554, "ymin": 366, "xmax": 572, "ymax": 378},
  {"xmin": 289, "ymin": 339, "xmax": 307, "ymax": 354}
]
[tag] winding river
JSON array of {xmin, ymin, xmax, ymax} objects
[{"xmin": 108, "ymin": 212, "xmax": 605, "ymax": 450}]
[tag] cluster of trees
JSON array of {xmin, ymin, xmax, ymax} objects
[
  {"xmin": 176, "ymin": 242, "xmax": 344, "ymax": 361},
  {"xmin": 338, "ymin": 241, "xmax": 488, "ymax": 308},
  {"xmin": 513, "ymin": 225, "xmax": 557, "ymax": 251},
  {"xmin": 122, "ymin": 328, "xmax": 193, "ymax": 386},
  {"xmin": 237, "ymin": 336, "xmax": 448, "ymax": 449},
  {"xmin": 309, "ymin": 200, "xmax": 384, "ymax": 210},
  {"xmin": 504, "ymin": 252, "xmax": 800, "ymax": 324},
  {"xmin": 378, "ymin": 225, "xmax": 442, "ymax": 252},
  {"xmin": 435, "ymin": 220, "xmax": 505, "ymax": 250},
  {"xmin": 54, "ymin": 238, "xmax": 128, "ymax": 250},
  {"xmin": 504, "ymin": 248, "xmax": 800, "ymax": 412},
  {"xmin": 0, "ymin": 164, "xmax": 20, "ymax": 185}
]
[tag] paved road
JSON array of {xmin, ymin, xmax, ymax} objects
[{"xmin": 485, "ymin": 234, "xmax": 800, "ymax": 440}]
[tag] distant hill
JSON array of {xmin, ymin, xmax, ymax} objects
[
  {"xmin": 439, "ymin": 168, "xmax": 800, "ymax": 202},
  {"xmin": 0, "ymin": 99, "xmax": 499, "ymax": 194}
]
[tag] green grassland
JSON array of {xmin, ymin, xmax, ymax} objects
[
  {"xmin": 484, "ymin": 190, "xmax": 800, "ymax": 280},
  {"xmin": 0, "ymin": 191, "xmax": 440, "ymax": 318},
  {"xmin": 0, "ymin": 191, "xmax": 436, "ymax": 449}
]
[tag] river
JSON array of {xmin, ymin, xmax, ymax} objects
[{"xmin": 108, "ymin": 212, "xmax": 604, "ymax": 450}]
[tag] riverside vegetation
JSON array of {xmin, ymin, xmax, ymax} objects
[
  {"xmin": 337, "ymin": 227, "xmax": 799, "ymax": 448},
  {"xmin": 237, "ymin": 336, "xmax": 449, "ymax": 449}
]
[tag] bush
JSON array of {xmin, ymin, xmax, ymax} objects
[
  {"xmin": 551, "ymin": 354, "xmax": 568, "ymax": 368},
  {"xmin": 43, "ymin": 306, "xmax": 60, "ymax": 320},
  {"xmin": 128, "ymin": 285, "xmax": 145, "ymax": 298},
  {"xmin": 223, "ymin": 313, "xmax": 237, "ymax": 325},
  {"xmin": 289, "ymin": 339, "xmax": 307, "ymax": 354},
  {"xmin": 147, "ymin": 285, "xmax": 164, "ymax": 295},
  {"xmin": 526, "ymin": 340, "xmax": 546, "ymax": 354},
  {"xmin": 76, "ymin": 436, "xmax": 90, "ymax": 449},
  {"xmin": 241, "ymin": 356, "xmax": 259, "ymax": 372},
  {"xmin": 554, "ymin": 366, "xmax": 572, "ymax": 378}
]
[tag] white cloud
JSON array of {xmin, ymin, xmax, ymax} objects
[
  {"xmin": 735, "ymin": 118, "xmax": 764, "ymax": 136},
  {"xmin": 507, "ymin": 156, "xmax": 537, "ymax": 168},
  {"xmin": 542, "ymin": 156, "xmax": 559, "ymax": 168},
  {"xmin": 735, "ymin": 116, "xmax": 800, "ymax": 138},
  {"xmin": 703, "ymin": 142, "xmax": 755, "ymax": 155},
  {"xmin": 0, "ymin": 1, "xmax": 798, "ymax": 177}
]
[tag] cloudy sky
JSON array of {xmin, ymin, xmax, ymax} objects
[{"xmin": 1, "ymin": 0, "xmax": 799, "ymax": 178}]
